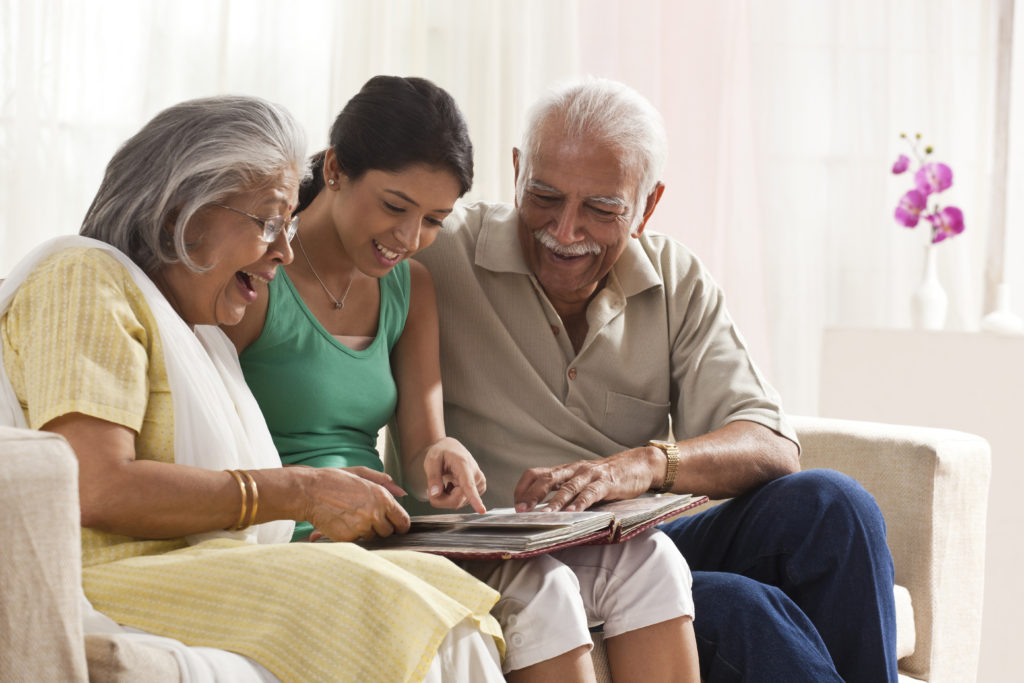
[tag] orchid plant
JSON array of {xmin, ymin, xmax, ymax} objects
[{"xmin": 892, "ymin": 133, "xmax": 965, "ymax": 243}]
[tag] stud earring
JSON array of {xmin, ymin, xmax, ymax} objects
[{"xmin": 327, "ymin": 178, "xmax": 336, "ymax": 186}]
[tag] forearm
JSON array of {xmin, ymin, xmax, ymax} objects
[
  {"xmin": 659, "ymin": 420, "xmax": 800, "ymax": 499},
  {"xmin": 78, "ymin": 458, "xmax": 306, "ymax": 538},
  {"xmin": 400, "ymin": 444, "xmax": 431, "ymax": 500}
]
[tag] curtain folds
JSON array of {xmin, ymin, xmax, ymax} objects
[{"xmin": 0, "ymin": 0, "xmax": 1017, "ymax": 413}]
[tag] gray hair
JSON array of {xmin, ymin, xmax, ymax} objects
[
  {"xmin": 515, "ymin": 77, "xmax": 667, "ymax": 214},
  {"xmin": 80, "ymin": 95, "xmax": 308, "ymax": 273}
]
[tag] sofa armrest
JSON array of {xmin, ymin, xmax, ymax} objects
[
  {"xmin": 0, "ymin": 426, "xmax": 88, "ymax": 682},
  {"xmin": 791, "ymin": 415, "xmax": 990, "ymax": 683}
]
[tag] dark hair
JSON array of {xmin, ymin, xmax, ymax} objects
[{"xmin": 298, "ymin": 76, "xmax": 473, "ymax": 211}]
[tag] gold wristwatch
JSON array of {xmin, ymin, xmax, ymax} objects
[{"xmin": 647, "ymin": 439, "xmax": 680, "ymax": 493}]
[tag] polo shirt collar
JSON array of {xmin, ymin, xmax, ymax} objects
[{"xmin": 474, "ymin": 202, "xmax": 663, "ymax": 297}]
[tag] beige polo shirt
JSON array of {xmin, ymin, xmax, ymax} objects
[{"xmin": 413, "ymin": 200, "xmax": 797, "ymax": 510}]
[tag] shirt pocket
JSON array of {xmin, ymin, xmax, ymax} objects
[{"xmin": 603, "ymin": 391, "xmax": 671, "ymax": 448}]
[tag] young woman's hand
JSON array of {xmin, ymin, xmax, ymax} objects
[
  {"xmin": 421, "ymin": 437, "xmax": 487, "ymax": 513},
  {"xmin": 299, "ymin": 466, "xmax": 411, "ymax": 542}
]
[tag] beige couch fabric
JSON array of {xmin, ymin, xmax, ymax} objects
[{"xmin": 0, "ymin": 426, "xmax": 88, "ymax": 682}]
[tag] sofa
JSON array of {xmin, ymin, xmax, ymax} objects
[{"xmin": 0, "ymin": 415, "xmax": 990, "ymax": 682}]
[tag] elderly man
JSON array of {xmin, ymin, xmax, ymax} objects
[{"xmin": 414, "ymin": 78, "xmax": 897, "ymax": 682}]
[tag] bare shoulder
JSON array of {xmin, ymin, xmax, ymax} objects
[{"xmin": 407, "ymin": 258, "xmax": 433, "ymax": 285}]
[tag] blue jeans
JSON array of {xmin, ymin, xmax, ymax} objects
[{"xmin": 658, "ymin": 469, "xmax": 898, "ymax": 682}]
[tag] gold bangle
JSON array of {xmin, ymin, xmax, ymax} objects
[
  {"xmin": 224, "ymin": 469, "xmax": 249, "ymax": 531},
  {"xmin": 240, "ymin": 470, "xmax": 259, "ymax": 529}
]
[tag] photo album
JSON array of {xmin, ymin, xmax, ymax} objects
[{"xmin": 361, "ymin": 493, "xmax": 709, "ymax": 560}]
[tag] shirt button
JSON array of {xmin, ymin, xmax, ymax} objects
[
  {"xmin": 510, "ymin": 633, "xmax": 525, "ymax": 648},
  {"xmin": 568, "ymin": 368, "xmax": 577, "ymax": 380},
  {"xmin": 551, "ymin": 325, "xmax": 560, "ymax": 336},
  {"xmin": 507, "ymin": 614, "xmax": 519, "ymax": 627}
]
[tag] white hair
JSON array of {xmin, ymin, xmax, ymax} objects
[
  {"xmin": 81, "ymin": 95, "xmax": 308, "ymax": 273},
  {"xmin": 515, "ymin": 77, "xmax": 668, "ymax": 212}
]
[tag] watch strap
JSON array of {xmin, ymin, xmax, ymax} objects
[{"xmin": 647, "ymin": 440, "xmax": 680, "ymax": 493}]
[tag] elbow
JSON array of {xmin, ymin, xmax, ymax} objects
[
  {"xmin": 764, "ymin": 436, "xmax": 801, "ymax": 480},
  {"xmin": 78, "ymin": 473, "xmax": 132, "ymax": 532},
  {"xmin": 79, "ymin": 492, "xmax": 118, "ymax": 531}
]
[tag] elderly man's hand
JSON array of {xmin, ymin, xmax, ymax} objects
[{"xmin": 512, "ymin": 447, "xmax": 664, "ymax": 512}]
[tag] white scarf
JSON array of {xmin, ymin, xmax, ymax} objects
[{"xmin": 0, "ymin": 235, "xmax": 293, "ymax": 545}]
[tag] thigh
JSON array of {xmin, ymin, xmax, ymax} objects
[
  {"xmin": 459, "ymin": 556, "xmax": 592, "ymax": 673},
  {"xmin": 658, "ymin": 469, "xmax": 884, "ymax": 578},
  {"xmin": 550, "ymin": 530, "xmax": 694, "ymax": 636}
]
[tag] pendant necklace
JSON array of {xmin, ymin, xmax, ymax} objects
[{"xmin": 295, "ymin": 231, "xmax": 354, "ymax": 310}]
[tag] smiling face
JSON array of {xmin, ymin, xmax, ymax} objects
[
  {"xmin": 326, "ymin": 158, "xmax": 462, "ymax": 277},
  {"xmin": 156, "ymin": 169, "xmax": 300, "ymax": 327},
  {"xmin": 514, "ymin": 121, "xmax": 659, "ymax": 316}
]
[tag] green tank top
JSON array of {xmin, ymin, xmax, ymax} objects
[{"xmin": 240, "ymin": 263, "xmax": 411, "ymax": 539}]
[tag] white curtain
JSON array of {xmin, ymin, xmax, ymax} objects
[
  {"xmin": 747, "ymin": 0, "xmax": 1003, "ymax": 413},
  {"xmin": 1, "ymin": 0, "xmax": 1019, "ymax": 414},
  {"xmin": 0, "ymin": 0, "xmax": 579, "ymax": 269},
  {"xmin": 576, "ymin": 0, "xmax": 1010, "ymax": 414}
]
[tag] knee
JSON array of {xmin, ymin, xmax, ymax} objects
[
  {"xmin": 692, "ymin": 572, "xmax": 800, "ymax": 632},
  {"xmin": 771, "ymin": 469, "xmax": 885, "ymax": 532},
  {"xmin": 614, "ymin": 529, "xmax": 692, "ymax": 588}
]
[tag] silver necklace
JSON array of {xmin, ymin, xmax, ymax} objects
[{"xmin": 295, "ymin": 231, "xmax": 354, "ymax": 310}]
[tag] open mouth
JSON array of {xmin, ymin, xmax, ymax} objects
[
  {"xmin": 373, "ymin": 240, "xmax": 403, "ymax": 261},
  {"xmin": 549, "ymin": 249, "xmax": 587, "ymax": 261},
  {"xmin": 236, "ymin": 270, "xmax": 268, "ymax": 295}
]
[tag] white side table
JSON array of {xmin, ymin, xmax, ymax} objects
[{"xmin": 819, "ymin": 328, "xmax": 1024, "ymax": 682}]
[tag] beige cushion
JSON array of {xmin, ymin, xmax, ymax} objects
[
  {"xmin": 895, "ymin": 584, "xmax": 916, "ymax": 660},
  {"xmin": 0, "ymin": 426, "xmax": 88, "ymax": 682},
  {"xmin": 85, "ymin": 634, "xmax": 180, "ymax": 683}
]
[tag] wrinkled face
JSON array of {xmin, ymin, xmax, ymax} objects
[
  {"xmin": 514, "ymin": 125, "xmax": 647, "ymax": 312},
  {"xmin": 158, "ymin": 169, "xmax": 300, "ymax": 327},
  {"xmin": 329, "ymin": 163, "xmax": 462, "ymax": 276}
]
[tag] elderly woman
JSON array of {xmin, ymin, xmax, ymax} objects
[{"xmin": 0, "ymin": 95, "xmax": 504, "ymax": 682}]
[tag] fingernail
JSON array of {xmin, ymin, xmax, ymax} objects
[
  {"xmin": 515, "ymin": 503, "xmax": 527, "ymax": 512},
  {"xmin": 429, "ymin": 485, "xmax": 441, "ymax": 496}
]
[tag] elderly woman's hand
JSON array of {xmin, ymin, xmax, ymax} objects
[
  {"xmin": 421, "ymin": 437, "xmax": 487, "ymax": 513},
  {"xmin": 300, "ymin": 466, "xmax": 411, "ymax": 542}
]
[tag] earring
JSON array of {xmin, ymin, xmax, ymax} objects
[{"xmin": 327, "ymin": 178, "xmax": 336, "ymax": 186}]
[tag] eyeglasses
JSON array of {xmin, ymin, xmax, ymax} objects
[{"xmin": 211, "ymin": 203, "xmax": 300, "ymax": 243}]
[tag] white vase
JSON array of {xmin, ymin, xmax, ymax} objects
[
  {"xmin": 910, "ymin": 244, "xmax": 947, "ymax": 330},
  {"xmin": 980, "ymin": 283, "xmax": 1024, "ymax": 334}
]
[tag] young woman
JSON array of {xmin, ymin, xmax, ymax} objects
[{"xmin": 226, "ymin": 76, "xmax": 700, "ymax": 682}]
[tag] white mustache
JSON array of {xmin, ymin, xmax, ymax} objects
[{"xmin": 533, "ymin": 229, "xmax": 601, "ymax": 257}]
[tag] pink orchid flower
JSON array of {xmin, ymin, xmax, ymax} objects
[
  {"xmin": 927, "ymin": 206, "xmax": 965, "ymax": 243},
  {"xmin": 914, "ymin": 162, "xmax": 953, "ymax": 196},
  {"xmin": 894, "ymin": 189, "xmax": 927, "ymax": 227},
  {"xmin": 891, "ymin": 154, "xmax": 910, "ymax": 174}
]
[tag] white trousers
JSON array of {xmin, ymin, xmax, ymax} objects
[{"xmin": 464, "ymin": 528, "xmax": 695, "ymax": 673}]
